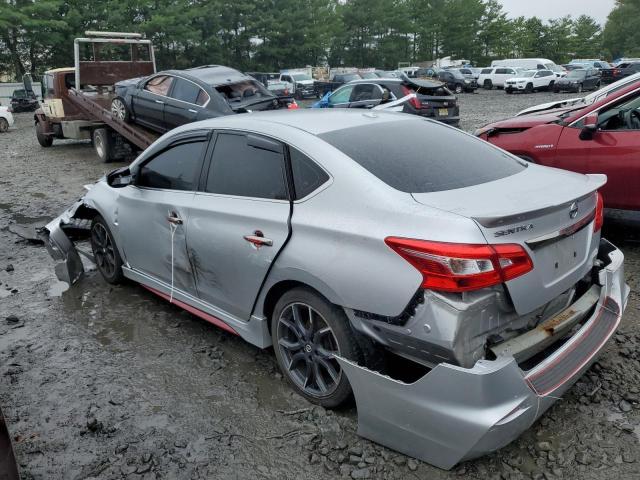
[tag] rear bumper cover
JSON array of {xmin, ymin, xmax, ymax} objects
[{"xmin": 337, "ymin": 239, "xmax": 628, "ymax": 470}]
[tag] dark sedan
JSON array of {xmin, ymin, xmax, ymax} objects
[
  {"xmin": 10, "ymin": 88, "xmax": 38, "ymax": 112},
  {"xmin": 111, "ymin": 66, "xmax": 286, "ymax": 133},
  {"xmin": 312, "ymin": 78, "xmax": 460, "ymax": 126},
  {"xmin": 554, "ymin": 68, "xmax": 601, "ymax": 93}
]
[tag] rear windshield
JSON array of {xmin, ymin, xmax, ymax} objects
[
  {"xmin": 215, "ymin": 80, "xmax": 272, "ymax": 105},
  {"xmin": 319, "ymin": 120, "xmax": 525, "ymax": 193}
]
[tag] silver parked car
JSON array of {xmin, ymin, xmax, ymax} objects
[{"xmin": 44, "ymin": 110, "xmax": 628, "ymax": 469}]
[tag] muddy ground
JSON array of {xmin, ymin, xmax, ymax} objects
[{"xmin": 1, "ymin": 89, "xmax": 640, "ymax": 480}]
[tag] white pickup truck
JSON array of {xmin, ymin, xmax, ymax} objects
[
  {"xmin": 279, "ymin": 72, "xmax": 317, "ymax": 99},
  {"xmin": 477, "ymin": 67, "xmax": 524, "ymax": 89},
  {"xmin": 504, "ymin": 69, "xmax": 556, "ymax": 93}
]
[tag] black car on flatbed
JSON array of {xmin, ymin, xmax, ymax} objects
[
  {"xmin": 316, "ymin": 77, "xmax": 460, "ymax": 126},
  {"xmin": 112, "ymin": 65, "xmax": 289, "ymax": 133}
]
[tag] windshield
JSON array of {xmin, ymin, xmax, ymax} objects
[
  {"xmin": 292, "ymin": 74, "xmax": 312, "ymax": 81},
  {"xmin": 341, "ymin": 73, "xmax": 361, "ymax": 82},
  {"xmin": 450, "ymin": 70, "xmax": 465, "ymax": 79},
  {"xmin": 567, "ymin": 70, "xmax": 586, "ymax": 79}
]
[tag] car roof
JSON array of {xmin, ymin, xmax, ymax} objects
[
  {"xmin": 169, "ymin": 65, "xmax": 254, "ymax": 85},
  {"xmin": 178, "ymin": 109, "xmax": 418, "ymax": 136}
]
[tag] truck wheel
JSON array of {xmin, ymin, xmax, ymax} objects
[
  {"xmin": 111, "ymin": 97, "xmax": 130, "ymax": 122},
  {"xmin": 0, "ymin": 118, "xmax": 8, "ymax": 133},
  {"xmin": 483, "ymin": 80, "xmax": 493, "ymax": 90},
  {"xmin": 92, "ymin": 128, "xmax": 114, "ymax": 163},
  {"xmin": 35, "ymin": 121, "xmax": 53, "ymax": 146}
]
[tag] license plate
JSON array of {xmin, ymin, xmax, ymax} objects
[{"xmin": 438, "ymin": 108, "xmax": 449, "ymax": 116}]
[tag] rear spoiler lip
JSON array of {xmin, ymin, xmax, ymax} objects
[{"xmin": 472, "ymin": 173, "xmax": 606, "ymax": 229}]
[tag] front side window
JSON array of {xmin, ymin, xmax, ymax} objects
[
  {"xmin": 481, "ymin": 68, "xmax": 493, "ymax": 74},
  {"xmin": 206, "ymin": 133, "xmax": 288, "ymax": 200},
  {"xmin": 145, "ymin": 75, "xmax": 174, "ymax": 96},
  {"xmin": 329, "ymin": 85, "xmax": 354, "ymax": 104},
  {"xmin": 137, "ymin": 140, "xmax": 205, "ymax": 191}
]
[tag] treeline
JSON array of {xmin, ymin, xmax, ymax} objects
[{"xmin": 0, "ymin": 0, "xmax": 635, "ymax": 80}]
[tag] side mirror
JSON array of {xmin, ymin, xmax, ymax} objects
[
  {"xmin": 107, "ymin": 166, "xmax": 133, "ymax": 188},
  {"xmin": 579, "ymin": 113, "xmax": 599, "ymax": 141}
]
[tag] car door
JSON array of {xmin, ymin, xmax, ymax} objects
[
  {"xmin": 327, "ymin": 84, "xmax": 355, "ymax": 108},
  {"xmin": 164, "ymin": 77, "xmax": 211, "ymax": 129},
  {"xmin": 187, "ymin": 131, "xmax": 292, "ymax": 319},
  {"xmin": 116, "ymin": 133, "xmax": 208, "ymax": 295},
  {"xmin": 555, "ymin": 92, "xmax": 640, "ymax": 209},
  {"xmin": 347, "ymin": 83, "xmax": 384, "ymax": 108},
  {"xmin": 132, "ymin": 75, "xmax": 174, "ymax": 131}
]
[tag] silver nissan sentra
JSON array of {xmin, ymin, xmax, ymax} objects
[{"xmin": 44, "ymin": 110, "xmax": 628, "ymax": 469}]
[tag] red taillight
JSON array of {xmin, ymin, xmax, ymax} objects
[
  {"xmin": 401, "ymin": 85, "xmax": 422, "ymax": 109},
  {"xmin": 385, "ymin": 238, "xmax": 533, "ymax": 292},
  {"xmin": 594, "ymin": 192, "xmax": 604, "ymax": 232}
]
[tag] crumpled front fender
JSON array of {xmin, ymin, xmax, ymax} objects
[{"xmin": 42, "ymin": 198, "xmax": 87, "ymax": 285}]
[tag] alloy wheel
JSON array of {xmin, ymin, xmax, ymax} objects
[
  {"xmin": 111, "ymin": 99, "xmax": 126, "ymax": 120},
  {"xmin": 91, "ymin": 222, "xmax": 116, "ymax": 278},
  {"xmin": 276, "ymin": 302, "xmax": 342, "ymax": 397}
]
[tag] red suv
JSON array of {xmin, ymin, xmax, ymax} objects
[{"xmin": 475, "ymin": 81, "xmax": 640, "ymax": 210}]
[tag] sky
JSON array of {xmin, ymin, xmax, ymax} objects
[{"xmin": 498, "ymin": 0, "xmax": 617, "ymax": 25}]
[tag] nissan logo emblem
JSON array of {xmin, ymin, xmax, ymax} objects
[{"xmin": 569, "ymin": 202, "xmax": 579, "ymax": 219}]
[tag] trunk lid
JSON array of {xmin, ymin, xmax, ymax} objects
[{"xmin": 412, "ymin": 165, "xmax": 606, "ymax": 315}]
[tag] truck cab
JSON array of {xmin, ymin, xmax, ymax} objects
[{"xmin": 279, "ymin": 71, "xmax": 317, "ymax": 99}]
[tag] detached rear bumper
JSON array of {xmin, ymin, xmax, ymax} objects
[{"xmin": 337, "ymin": 238, "xmax": 628, "ymax": 470}]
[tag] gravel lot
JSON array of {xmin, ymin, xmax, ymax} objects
[{"xmin": 1, "ymin": 89, "xmax": 640, "ymax": 480}]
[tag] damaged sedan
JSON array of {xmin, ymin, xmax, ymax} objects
[{"xmin": 43, "ymin": 110, "xmax": 628, "ymax": 469}]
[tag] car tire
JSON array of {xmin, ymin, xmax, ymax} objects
[
  {"xmin": 271, "ymin": 287, "xmax": 366, "ymax": 408},
  {"xmin": 483, "ymin": 80, "xmax": 493, "ymax": 90},
  {"xmin": 554, "ymin": 87, "xmax": 560, "ymax": 93},
  {"xmin": 506, "ymin": 88, "xmax": 513, "ymax": 94},
  {"xmin": 548, "ymin": 81, "xmax": 555, "ymax": 91},
  {"xmin": 595, "ymin": 81, "xmax": 601, "ymax": 89},
  {"xmin": 454, "ymin": 84, "xmax": 463, "ymax": 94},
  {"xmin": 0, "ymin": 118, "xmax": 8, "ymax": 133},
  {"xmin": 577, "ymin": 83, "xmax": 583, "ymax": 93},
  {"xmin": 35, "ymin": 121, "xmax": 53, "ymax": 147},
  {"xmin": 525, "ymin": 83, "xmax": 533, "ymax": 93},
  {"xmin": 111, "ymin": 97, "xmax": 130, "ymax": 122},
  {"xmin": 90, "ymin": 215, "xmax": 125, "ymax": 285},
  {"xmin": 92, "ymin": 128, "xmax": 114, "ymax": 163}
]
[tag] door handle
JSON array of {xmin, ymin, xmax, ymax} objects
[
  {"xmin": 243, "ymin": 230, "xmax": 273, "ymax": 248},
  {"xmin": 167, "ymin": 212, "xmax": 183, "ymax": 225},
  {"xmin": 155, "ymin": 99, "xmax": 165, "ymax": 105}
]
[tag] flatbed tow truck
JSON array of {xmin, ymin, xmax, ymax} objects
[{"xmin": 34, "ymin": 31, "xmax": 159, "ymax": 162}]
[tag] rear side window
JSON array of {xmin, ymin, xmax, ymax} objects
[
  {"xmin": 138, "ymin": 140, "xmax": 205, "ymax": 191},
  {"xmin": 481, "ymin": 68, "xmax": 493, "ymax": 74},
  {"xmin": 290, "ymin": 148, "xmax": 329, "ymax": 199},
  {"xmin": 319, "ymin": 120, "xmax": 525, "ymax": 193},
  {"xmin": 495, "ymin": 68, "xmax": 508, "ymax": 74},
  {"xmin": 171, "ymin": 78, "xmax": 204, "ymax": 105},
  {"xmin": 206, "ymin": 133, "xmax": 288, "ymax": 200}
]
